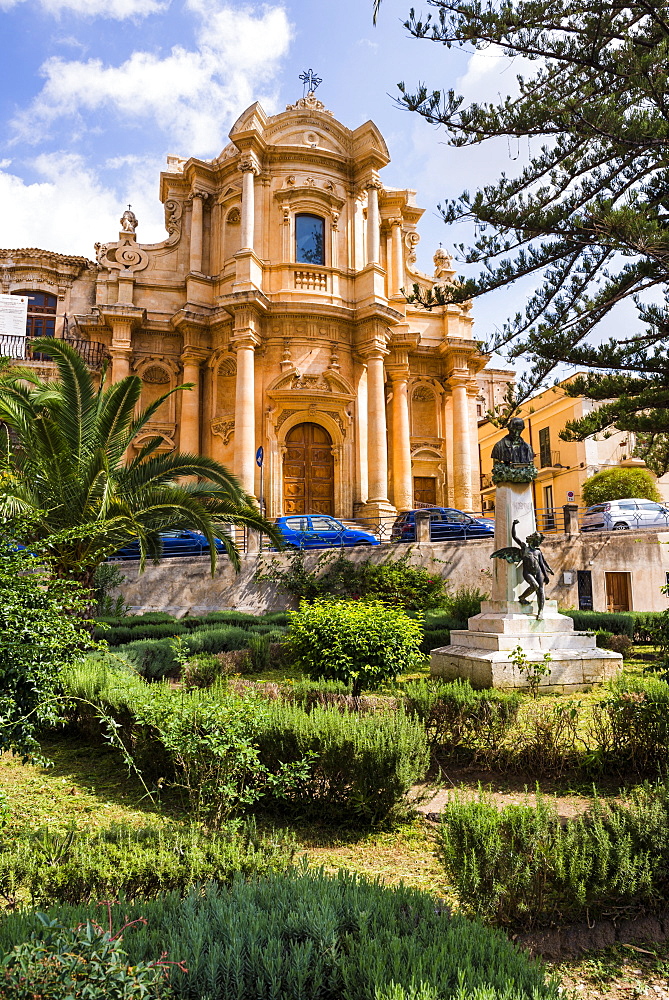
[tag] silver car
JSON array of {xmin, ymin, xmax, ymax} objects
[{"xmin": 581, "ymin": 498, "xmax": 669, "ymax": 531}]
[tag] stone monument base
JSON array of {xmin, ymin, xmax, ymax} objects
[{"xmin": 430, "ymin": 600, "xmax": 623, "ymax": 693}]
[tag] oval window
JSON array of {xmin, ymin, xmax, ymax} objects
[{"xmin": 295, "ymin": 214, "xmax": 325, "ymax": 266}]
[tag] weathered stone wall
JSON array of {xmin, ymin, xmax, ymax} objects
[{"xmin": 113, "ymin": 529, "xmax": 669, "ymax": 616}]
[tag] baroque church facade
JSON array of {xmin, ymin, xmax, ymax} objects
[{"xmin": 0, "ymin": 91, "xmax": 512, "ymax": 520}]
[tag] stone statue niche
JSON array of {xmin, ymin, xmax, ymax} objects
[{"xmin": 429, "ymin": 418, "xmax": 623, "ymax": 693}]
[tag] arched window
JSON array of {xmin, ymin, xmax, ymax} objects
[
  {"xmin": 295, "ymin": 214, "xmax": 325, "ymax": 266},
  {"xmin": 13, "ymin": 291, "xmax": 57, "ymax": 338}
]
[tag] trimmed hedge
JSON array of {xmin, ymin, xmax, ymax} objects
[
  {"xmin": 438, "ymin": 782, "xmax": 669, "ymax": 929},
  {"xmin": 0, "ymin": 871, "xmax": 558, "ymax": 1000},
  {"xmin": 96, "ymin": 611, "xmax": 291, "ymax": 645},
  {"xmin": 563, "ymin": 609, "xmax": 662, "ymax": 642},
  {"xmin": 0, "ymin": 820, "xmax": 294, "ymax": 907},
  {"xmin": 63, "ymin": 657, "xmax": 429, "ymax": 825},
  {"xmin": 255, "ymin": 699, "xmax": 429, "ymax": 822}
]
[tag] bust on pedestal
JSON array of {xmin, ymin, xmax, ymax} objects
[{"xmin": 430, "ymin": 418, "xmax": 623, "ymax": 692}]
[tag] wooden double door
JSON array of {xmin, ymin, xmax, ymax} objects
[{"xmin": 283, "ymin": 422, "xmax": 335, "ymax": 515}]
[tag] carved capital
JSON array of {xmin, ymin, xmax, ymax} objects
[
  {"xmin": 239, "ymin": 157, "xmax": 259, "ymax": 175},
  {"xmin": 190, "ymin": 189, "xmax": 210, "ymax": 204},
  {"xmin": 365, "ymin": 177, "xmax": 383, "ymax": 191}
]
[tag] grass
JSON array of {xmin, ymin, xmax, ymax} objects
[{"xmin": 0, "ymin": 643, "xmax": 666, "ymax": 1000}]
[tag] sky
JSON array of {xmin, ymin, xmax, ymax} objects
[{"xmin": 0, "ymin": 0, "xmax": 589, "ymax": 373}]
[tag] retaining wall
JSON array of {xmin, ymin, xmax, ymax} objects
[{"xmin": 112, "ymin": 530, "xmax": 669, "ymax": 616}]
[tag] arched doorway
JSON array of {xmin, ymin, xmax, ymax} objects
[{"xmin": 283, "ymin": 422, "xmax": 334, "ymax": 515}]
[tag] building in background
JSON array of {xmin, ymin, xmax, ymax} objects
[
  {"xmin": 0, "ymin": 90, "xmax": 514, "ymax": 520},
  {"xmin": 478, "ymin": 375, "xmax": 665, "ymax": 524}
]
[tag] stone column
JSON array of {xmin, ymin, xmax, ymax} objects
[
  {"xmin": 390, "ymin": 371, "xmax": 412, "ymax": 510},
  {"xmin": 366, "ymin": 180, "xmax": 381, "ymax": 265},
  {"xmin": 189, "ymin": 192, "xmax": 207, "ymax": 274},
  {"xmin": 109, "ymin": 347, "xmax": 131, "ymax": 383},
  {"xmin": 451, "ymin": 374, "xmax": 473, "ymax": 511},
  {"xmin": 240, "ymin": 159, "xmax": 257, "ymax": 252},
  {"xmin": 233, "ymin": 336, "xmax": 258, "ymax": 495},
  {"xmin": 180, "ymin": 351, "xmax": 204, "ymax": 455},
  {"xmin": 391, "ymin": 218, "xmax": 404, "ymax": 294},
  {"xmin": 366, "ymin": 348, "xmax": 390, "ymax": 504}
]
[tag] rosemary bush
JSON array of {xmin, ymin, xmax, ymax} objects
[{"xmin": 0, "ymin": 871, "xmax": 558, "ymax": 1000}]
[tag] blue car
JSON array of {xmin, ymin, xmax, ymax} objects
[
  {"xmin": 391, "ymin": 508, "xmax": 495, "ymax": 543},
  {"xmin": 109, "ymin": 529, "xmax": 227, "ymax": 560},
  {"xmin": 275, "ymin": 515, "xmax": 380, "ymax": 549}
]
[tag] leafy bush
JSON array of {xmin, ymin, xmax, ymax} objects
[
  {"xmin": 117, "ymin": 638, "xmax": 179, "ymax": 680},
  {"xmin": 0, "ymin": 913, "xmax": 171, "ymax": 999},
  {"xmin": 600, "ymin": 633, "xmax": 634, "ymax": 657},
  {"xmin": 0, "ymin": 872, "xmax": 558, "ymax": 1000},
  {"xmin": 443, "ymin": 586, "xmax": 489, "ymax": 622},
  {"xmin": 603, "ymin": 674, "xmax": 669, "ymax": 772},
  {"xmin": 0, "ymin": 820, "xmax": 295, "ymax": 907},
  {"xmin": 91, "ymin": 563, "xmax": 129, "ymax": 618},
  {"xmin": 437, "ymin": 784, "xmax": 669, "ymax": 928},
  {"xmin": 258, "ymin": 549, "xmax": 449, "ymax": 610},
  {"xmin": 246, "ymin": 632, "xmax": 271, "ymax": 673},
  {"xmin": 256, "ymin": 700, "xmax": 429, "ymax": 823},
  {"xmin": 0, "ymin": 539, "xmax": 96, "ymax": 760},
  {"xmin": 284, "ymin": 599, "xmax": 423, "ymax": 695},
  {"xmin": 581, "ymin": 466, "xmax": 662, "ymax": 507},
  {"xmin": 403, "ymin": 679, "xmax": 520, "ymax": 759}
]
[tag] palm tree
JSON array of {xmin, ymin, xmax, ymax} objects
[{"xmin": 0, "ymin": 338, "xmax": 280, "ymax": 589}]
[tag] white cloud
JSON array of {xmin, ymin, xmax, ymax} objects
[
  {"xmin": 0, "ymin": 0, "xmax": 167, "ymax": 19},
  {"xmin": 12, "ymin": 2, "xmax": 293, "ymax": 155},
  {"xmin": 0, "ymin": 152, "xmax": 166, "ymax": 257}
]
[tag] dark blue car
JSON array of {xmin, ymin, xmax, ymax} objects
[
  {"xmin": 391, "ymin": 508, "xmax": 495, "ymax": 543},
  {"xmin": 275, "ymin": 515, "xmax": 380, "ymax": 549},
  {"xmin": 109, "ymin": 530, "xmax": 227, "ymax": 560}
]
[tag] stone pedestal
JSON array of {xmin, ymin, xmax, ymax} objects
[
  {"xmin": 431, "ymin": 600, "xmax": 622, "ymax": 692},
  {"xmin": 430, "ymin": 479, "xmax": 623, "ymax": 692}
]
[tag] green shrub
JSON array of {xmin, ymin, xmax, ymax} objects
[
  {"xmin": 256, "ymin": 700, "xmax": 429, "ymax": 823},
  {"xmin": 444, "ymin": 586, "xmax": 489, "ymax": 622},
  {"xmin": 182, "ymin": 654, "xmax": 226, "ymax": 690},
  {"xmin": 563, "ymin": 609, "xmax": 636, "ymax": 638},
  {"xmin": 91, "ymin": 563, "xmax": 129, "ymax": 619},
  {"xmin": 0, "ymin": 871, "xmax": 558, "ymax": 1000},
  {"xmin": 0, "ymin": 914, "xmax": 170, "ymax": 999},
  {"xmin": 63, "ymin": 657, "xmax": 427, "ymax": 827},
  {"xmin": 0, "ymin": 539, "xmax": 97, "ymax": 761},
  {"xmin": 117, "ymin": 638, "xmax": 178, "ymax": 680},
  {"xmin": 595, "ymin": 629, "xmax": 614, "ymax": 649},
  {"xmin": 419, "ymin": 628, "xmax": 453, "ymax": 654},
  {"xmin": 422, "ymin": 612, "xmax": 467, "ymax": 631},
  {"xmin": 582, "ymin": 466, "xmax": 661, "ymax": 507},
  {"xmin": 437, "ymin": 784, "xmax": 669, "ymax": 929},
  {"xmin": 246, "ymin": 632, "xmax": 271, "ymax": 673},
  {"xmin": 599, "ymin": 633, "xmax": 633, "ymax": 657},
  {"xmin": 258, "ymin": 550, "xmax": 449, "ymax": 610},
  {"xmin": 603, "ymin": 674, "xmax": 669, "ymax": 772},
  {"xmin": 97, "ymin": 622, "xmax": 188, "ymax": 645},
  {"xmin": 0, "ymin": 820, "xmax": 295, "ymax": 907},
  {"xmin": 403, "ymin": 679, "xmax": 520, "ymax": 757},
  {"xmin": 284, "ymin": 599, "xmax": 423, "ymax": 695}
]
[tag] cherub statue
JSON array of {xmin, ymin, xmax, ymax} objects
[{"xmin": 491, "ymin": 519, "xmax": 554, "ymax": 619}]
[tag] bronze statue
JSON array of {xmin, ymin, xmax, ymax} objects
[
  {"xmin": 491, "ymin": 417, "xmax": 537, "ymax": 484},
  {"xmin": 491, "ymin": 417, "xmax": 534, "ymax": 466},
  {"xmin": 491, "ymin": 519, "xmax": 554, "ymax": 618}
]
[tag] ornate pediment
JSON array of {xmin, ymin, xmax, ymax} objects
[{"xmin": 268, "ymin": 368, "xmax": 353, "ymax": 397}]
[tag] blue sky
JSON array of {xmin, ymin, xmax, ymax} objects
[{"xmin": 0, "ymin": 0, "xmax": 570, "ymax": 367}]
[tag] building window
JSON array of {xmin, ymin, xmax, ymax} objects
[
  {"xmin": 13, "ymin": 291, "xmax": 57, "ymax": 338},
  {"xmin": 538, "ymin": 426, "xmax": 551, "ymax": 468},
  {"xmin": 295, "ymin": 214, "xmax": 325, "ymax": 266}
]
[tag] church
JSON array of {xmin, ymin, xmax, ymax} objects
[{"xmin": 0, "ymin": 88, "xmax": 512, "ymax": 521}]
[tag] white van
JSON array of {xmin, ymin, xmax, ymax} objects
[{"xmin": 581, "ymin": 498, "xmax": 669, "ymax": 531}]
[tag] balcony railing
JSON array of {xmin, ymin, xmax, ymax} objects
[{"xmin": 0, "ymin": 334, "xmax": 109, "ymax": 370}]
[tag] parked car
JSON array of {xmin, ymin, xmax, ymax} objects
[
  {"xmin": 274, "ymin": 515, "xmax": 380, "ymax": 549},
  {"xmin": 581, "ymin": 498, "xmax": 669, "ymax": 532},
  {"xmin": 109, "ymin": 530, "xmax": 227, "ymax": 560},
  {"xmin": 391, "ymin": 508, "xmax": 495, "ymax": 543}
]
